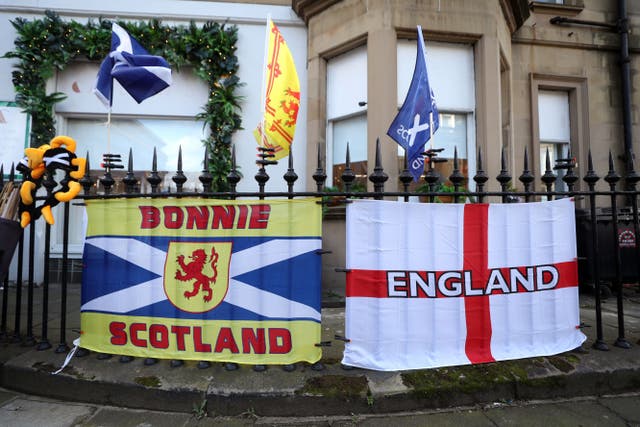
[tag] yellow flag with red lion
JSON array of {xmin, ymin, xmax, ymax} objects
[{"xmin": 254, "ymin": 19, "xmax": 300, "ymax": 160}]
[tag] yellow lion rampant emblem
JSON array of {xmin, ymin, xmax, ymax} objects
[
  {"xmin": 175, "ymin": 247, "xmax": 219, "ymax": 302},
  {"xmin": 164, "ymin": 241, "xmax": 232, "ymax": 313}
]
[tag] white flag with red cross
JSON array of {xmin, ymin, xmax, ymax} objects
[{"xmin": 343, "ymin": 198, "xmax": 586, "ymax": 371}]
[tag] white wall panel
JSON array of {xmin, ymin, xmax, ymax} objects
[{"xmin": 55, "ymin": 62, "xmax": 207, "ymax": 117}]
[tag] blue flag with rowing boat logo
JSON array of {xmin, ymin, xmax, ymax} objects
[
  {"xmin": 387, "ymin": 26, "xmax": 439, "ymax": 181},
  {"xmin": 94, "ymin": 23, "xmax": 172, "ymax": 107}
]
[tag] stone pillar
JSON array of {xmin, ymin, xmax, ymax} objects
[
  {"xmin": 305, "ymin": 55, "xmax": 327, "ymax": 190},
  {"xmin": 367, "ymin": 27, "xmax": 398, "ymax": 190},
  {"xmin": 475, "ymin": 35, "xmax": 503, "ymax": 189}
]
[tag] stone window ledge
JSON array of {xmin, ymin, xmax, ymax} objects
[{"xmin": 529, "ymin": 1, "xmax": 584, "ymax": 17}]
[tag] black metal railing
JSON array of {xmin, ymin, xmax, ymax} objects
[{"xmin": 1, "ymin": 140, "xmax": 639, "ymax": 363}]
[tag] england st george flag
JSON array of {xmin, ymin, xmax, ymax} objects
[
  {"xmin": 80, "ymin": 198, "xmax": 322, "ymax": 365},
  {"xmin": 343, "ymin": 198, "xmax": 586, "ymax": 371}
]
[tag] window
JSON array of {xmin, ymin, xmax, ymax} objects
[
  {"xmin": 396, "ymin": 40, "xmax": 475, "ymax": 188},
  {"xmin": 431, "ymin": 113, "xmax": 468, "ymax": 159},
  {"xmin": 67, "ymin": 117, "xmax": 205, "ymax": 192},
  {"xmin": 538, "ymin": 90, "xmax": 570, "ymax": 191},
  {"xmin": 531, "ymin": 75, "xmax": 588, "ymax": 193},
  {"xmin": 326, "ymin": 46, "xmax": 368, "ymax": 189}
]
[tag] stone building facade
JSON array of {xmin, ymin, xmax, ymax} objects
[{"xmin": 293, "ymin": 0, "xmax": 639, "ymax": 192}]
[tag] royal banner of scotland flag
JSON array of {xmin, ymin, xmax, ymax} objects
[
  {"xmin": 80, "ymin": 198, "xmax": 322, "ymax": 364},
  {"xmin": 387, "ymin": 26, "xmax": 439, "ymax": 181},
  {"xmin": 254, "ymin": 18, "xmax": 300, "ymax": 161},
  {"xmin": 343, "ymin": 198, "xmax": 586, "ymax": 371}
]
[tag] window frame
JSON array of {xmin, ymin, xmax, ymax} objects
[
  {"xmin": 325, "ymin": 44, "xmax": 368, "ymax": 188},
  {"xmin": 530, "ymin": 74, "xmax": 589, "ymax": 192}
]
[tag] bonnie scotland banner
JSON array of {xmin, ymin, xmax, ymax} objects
[{"xmin": 80, "ymin": 198, "xmax": 322, "ymax": 365}]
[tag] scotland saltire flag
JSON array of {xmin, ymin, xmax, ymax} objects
[
  {"xmin": 79, "ymin": 198, "xmax": 323, "ymax": 365},
  {"xmin": 387, "ymin": 26, "xmax": 439, "ymax": 181},
  {"xmin": 94, "ymin": 23, "xmax": 172, "ymax": 107}
]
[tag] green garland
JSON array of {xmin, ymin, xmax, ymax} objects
[{"xmin": 4, "ymin": 10, "xmax": 243, "ymax": 191}]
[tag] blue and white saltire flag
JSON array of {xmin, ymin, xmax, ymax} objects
[
  {"xmin": 94, "ymin": 23, "xmax": 172, "ymax": 107},
  {"xmin": 386, "ymin": 26, "xmax": 439, "ymax": 181}
]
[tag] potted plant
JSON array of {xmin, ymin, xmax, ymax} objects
[{"xmin": 415, "ymin": 181, "xmax": 474, "ymax": 203}]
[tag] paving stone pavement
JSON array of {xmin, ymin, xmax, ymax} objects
[
  {"xmin": 0, "ymin": 388, "xmax": 639, "ymax": 426},
  {"xmin": 1, "ymin": 282, "xmax": 640, "ymax": 422}
]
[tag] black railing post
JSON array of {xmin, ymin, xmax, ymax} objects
[
  {"xmin": 1, "ymin": 255, "xmax": 8, "ymax": 340},
  {"xmin": 584, "ymin": 150, "xmax": 608, "ymax": 351},
  {"xmin": 284, "ymin": 151, "xmax": 298, "ymax": 199},
  {"xmin": 199, "ymin": 147, "xmax": 214, "ymax": 194},
  {"xmin": 76, "ymin": 153, "xmax": 93, "ymax": 355},
  {"xmin": 55, "ymin": 201, "xmax": 70, "ymax": 353},
  {"xmin": 100, "ymin": 153, "xmax": 121, "ymax": 195},
  {"xmin": 369, "ymin": 139, "xmax": 388, "ymax": 199},
  {"xmin": 1, "ymin": 166, "xmax": 12, "ymax": 340},
  {"xmin": 255, "ymin": 147, "xmax": 277, "ymax": 198},
  {"xmin": 24, "ymin": 216, "xmax": 36, "ymax": 346},
  {"xmin": 37, "ymin": 221, "xmax": 52, "ymax": 351},
  {"xmin": 474, "ymin": 147, "xmax": 488, "ymax": 203},
  {"xmin": 172, "ymin": 146, "xmax": 187, "ymax": 193},
  {"xmin": 399, "ymin": 151, "xmax": 413, "ymax": 201},
  {"xmin": 312, "ymin": 144, "xmax": 327, "ymax": 192},
  {"xmin": 79, "ymin": 152, "xmax": 94, "ymax": 195},
  {"xmin": 561, "ymin": 148, "xmax": 579, "ymax": 192},
  {"xmin": 341, "ymin": 143, "xmax": 355, "ymax": 192},
  {"xmin": 605, "ymin": 151, "xmax": 630, "ymax": 349},
  {"xmin": 254, "ymin": 146, "xmax": 277, "ymax": 374},
  {"xmin": 123, "ymin": 148, "xmax": 138, "ymax": 194},
  {"xmin": 555, "ymin": 149, "xmax": 577, "ymax": 198},
  {"xmin": 12, "ymin": 207, "xmax": 24, "ymax": 343},
  {"xmin": 496, "ymin": 147, "xmax": 512, "ymax": 203},
  {"xmin": 148, "ymin": 148, "xmax": 162, "ymax": 194},
  {"xmin": 519, "ymin": 147, "xmax": 534, "ymax": 203},
  {"xmin": 37, "ymin": 169, "xmax": 55, "ymax": 350},
  {"xmin": 449, "ymin": 147, "xmax": 464, "ymax": 203},
  {"xmin": 541, "ymin": 148, "xmax": 556, "ymax": 199},
  {"xmin": 226, "ymin": 145, "xmax": 241, "ymax": 198},
  {"xmin": 423, "ymin": 148, "xmax": 444, "ymax": 203}
]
